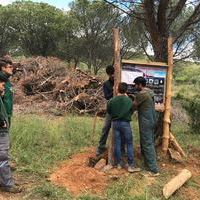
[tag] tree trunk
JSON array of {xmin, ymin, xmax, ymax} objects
[
  {"xmin": 143, "ymin": 0, "xmax": 169, "ymax": 63},
  {"xmin": 87, "ymin": 50, "xmax": 93, "ymax": 72},
  {"xmin": 94, "ymin": 66, "xmax": 98, "ymax": 75},
  {"xmin": 153, "ymin": 36, "xmax": 168, "ymax": 62},
  {"xmin": 74, "ymin": 58, "xmax": 79, "ymax": 69}
]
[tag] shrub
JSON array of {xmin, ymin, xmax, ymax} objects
[{"xmin": 182, "ymin": 95, "xmax": 200, "ymax": 134}]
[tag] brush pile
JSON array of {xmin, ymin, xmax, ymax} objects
[{"xmin": 13, "ymin": 57, "xmax": 106, "ymax": 115}]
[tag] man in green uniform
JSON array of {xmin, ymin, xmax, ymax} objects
[
  {"xmin": 133, "ymin": 76, "xmax": 159, "ymax": 176},
  {"xmin": 0, "ymin": 58, "xmax": 13, "ymax": 127},
  {"xmin": 107, "ymin": 82, "xmax": 140, "ymax": 173},
  {"xmin": 0, "ymin": 72, "xmax": 21, "ymax": 193}
]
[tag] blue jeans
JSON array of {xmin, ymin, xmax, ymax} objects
[{"xmin": 113, "ymin": 121, "xmax": 134, "ymax": 166}]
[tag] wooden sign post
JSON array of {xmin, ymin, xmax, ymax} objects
[
  {"xmin": 107, "ymin": 28, "xmax": 121, "ymax": 165},
  {"xmin": 162, "ymin": 37, "xmax": 174, "ymax": 154},
  {"xmin": 113, "ymin": 28, "xmax": 121, "ymax": 95}
]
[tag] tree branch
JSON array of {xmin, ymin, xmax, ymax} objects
[
  {"xmin": 174, "ymin": 51, "xmax": 195, "ymax": 63},
  {"xmin": 175, "ymin": 2, "xmax": 200, "ymax": 43},
  {"xmin": 140, "ymin": 40, "xmax": 153, "ymax": 61},
  {"xmin": 174, "ymin": 38, "xmax": 194, "ymax": 57},
  {"xmin": 173, "ymin": 37, "xmax": 188, "ymax": 56},
  {"xmin": 167, "ymin": 0, "xmax": 187, "ymax": 29},
  {"xmin": 103, "ymin": 0, "xmax": 145, "ymax": 20},
  {"xmin": 157, "ymin": 0, "xmax": 170, "ymax": 36}
]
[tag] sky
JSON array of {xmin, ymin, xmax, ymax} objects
[{"xmin": 0, "ymin": 0, "xmax": 72, "ymax": 10}]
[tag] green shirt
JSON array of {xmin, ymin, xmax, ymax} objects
[
  {"xmin": 2, "ymin": 80, "xmax": 13, "ymax": 118},
  {"xmin": 107, "ymin": 95, "xmax": 133, "ymax": 121},
  {"xmin": 135, "ymin": 88, "xmax": 155, "ymax": 114},
  {"xmin": 0, "ymin": 96, "xmax": 9, "ymax": 131}
]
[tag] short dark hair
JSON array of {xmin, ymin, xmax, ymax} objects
[
  {"xmin": 106, "ymin": 65, "xmax": 114, "ymax": 75},
  {"xmin": 118, "ymin": 82, "xmax": 128, "ymax": 94},
  {"xmin": 134, "ymin": 76, "xmax": 146, "ymax": 87},
  {"xmin": 0, "ymin": 58, "xmax": 12, "ymax": 71}
]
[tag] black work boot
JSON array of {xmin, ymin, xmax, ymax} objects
[{"xmin": 0, "ymin": 185, "xmax": 22, "ymax": 193}]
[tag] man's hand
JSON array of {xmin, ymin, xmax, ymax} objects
[
  {"xmin": 128, "ymin": 94, "xmax": 135, "ymax": 101},
  {"xmin": 2, "ymin": 121, "xmax": 7, "ymax": 128},
  {"xmin": 133, "ymin": 100, "xmax": 138, "ymax": 108},
  {"xmin": 0, "ymin": 90, "xmax": 5, "ymax": 96}
]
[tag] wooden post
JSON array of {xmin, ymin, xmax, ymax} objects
[
  {"xmin": 113, "ymin": 28, "xmax": 121, "ymax": 95},
  {"xmin": 107, "ymin": 28, "xmax": 121, "ymax": 165},
  {"xmin": 162, "ymin": 37, "xmax": 173, "ymax": 154},
  {"xmin": 169, "ymin": 132, "xmax": 186, "ymax": 157}
]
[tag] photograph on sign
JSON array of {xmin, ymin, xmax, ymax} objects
[{"xmin": 122, "ymin": 63, "xmax": 167, "ymax": 105}]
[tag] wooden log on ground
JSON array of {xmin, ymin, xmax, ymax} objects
[
  {"xmin": 168, "ymin": 148, "xmax": 183, "ymax": 163},
  {"xmin": 169, "ymin": 132, "xmax": 186, "ymax": 157},
  {"xmin": 94, "ymin": 159, "xmax": 106, "ymax": 170},
  {"xmin": 163, "ymin": 169, "xmax": 192, "ymax": 199}
]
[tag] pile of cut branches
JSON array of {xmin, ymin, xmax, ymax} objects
[{"xmin": 13, "ymin": 57, "xmax": 106, "ymax": 115}]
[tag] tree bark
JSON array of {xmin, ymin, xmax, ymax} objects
[
  {"xmin": 143, "ymin": 0, "xmax": 169, "ymax": 62},
  {"xmin": 162, "ymin": 37, "xmax": 173, "ymax": 154},
  {"xmin": 107, "ymin": 28, "xmax": 121, "ymax": 166}
]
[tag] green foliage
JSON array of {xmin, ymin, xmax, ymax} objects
[
  {"xmin": 69, "ymin": 0, "xmax": 121, "ymax": 74},
  {"xmin": 0, "ymin": 0, "xmax": 200, "ymax": 71},
  {"xmin": 10, "ymin": 1, "xmax": 65, "ymax": 56},
  {"xmin": 0, "ymin": 0, "xmax": 125, "ymax": 74},
  {"xmin": 174, "ymin": 63, "xmax": 200, "ymax": 85},
  {"xmin": 182, "ymin": 96, "xmax": 200, "ymax": 134},
  {"xmin": 121, "ymin": 8, "xmax": 147, "ymax": 59},
  {"xmin": 0, "ymin": 5, "xmax": 18, "ymax": 56},
  {"xmin": 174, "ymin": 62, "xmax": 200, "ymax": 134}
]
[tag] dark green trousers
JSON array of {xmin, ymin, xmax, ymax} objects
[{"xmin": 138, "ymin": 110, "xmax": 158, "ymax": 173}]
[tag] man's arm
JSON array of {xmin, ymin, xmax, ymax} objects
[
  {"xmin": 134, "ymin": 93, "xmax": 146, "ymax": 109},
  {"xmin": 107, "ymin": 100, "xmax": 112, "ymax": 115},
  {"xmin": 133, "ymin": 100, "xmax": 138, "ymax": 109},
  {"xmin": 103, "ymin": 82, "xmax": 113, "ymax": 100},
  {"xmin": 0, "ymin": 104, "xmax": 6, "ymax": 127}
]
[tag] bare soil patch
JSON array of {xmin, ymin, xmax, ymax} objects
[
  {"xmin": 50, "ymin": 146, "xmax": 200, "ymax": 198},
  {"xmin": 50, "ymin": 147, "xmax": 109, "ymax": 196}
]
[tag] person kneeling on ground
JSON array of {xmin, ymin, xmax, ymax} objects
[
  {"xmin": 0, "ymin": 73, "xmax": 21, "ymax": 193},
  {"xmin": 107, "ymin": 82, "xmax": 140, "ymax": 173},
  {"xmin": 133, "ymin": 76, "xmax": 159, "ymax": 177}
]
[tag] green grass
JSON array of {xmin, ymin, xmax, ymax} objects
[
  {"xmin": 174, "ymin": 62, "xmax": 200, "ymax": 98},
  {"xmin": 11, "ymin": 115, "xmax": 100, "ymax": 175},
  {"xmin": 8, "ymin": 113, "xmax": 200, "ymax": 200},
  {"xmin": 10, "ymin": 114, "xmax": 103, "ymax": 199},
  {"xmin": 172, "ymin": 121, "xmax": 200, "ymax": 150}
]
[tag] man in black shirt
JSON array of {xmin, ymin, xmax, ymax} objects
[{"xmin": 96, "ymin": 65, "xmax": 114, "ymax": 156}]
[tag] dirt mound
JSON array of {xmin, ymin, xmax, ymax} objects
[{"xmin": 49, "ymin": 147, "xmax": 108, "ymax": 196}]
